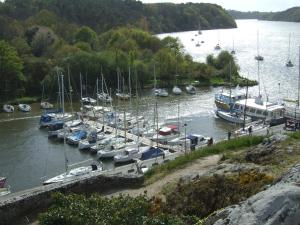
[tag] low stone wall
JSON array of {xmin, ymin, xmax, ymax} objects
[{"xmin": 0, "ymin": 174, "xmax": 144, "ymax": 225}]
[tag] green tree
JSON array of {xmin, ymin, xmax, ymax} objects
[
  {"xmin": 0, "ymin": 40, "xmax": 24, "ymax": 100},
  {"xmin": 75, "ymin": 26, "xmax": 98, "ymax": 50}
]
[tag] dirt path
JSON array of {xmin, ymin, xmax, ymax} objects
[{"xmin": 110, "ymin": 154, "xmax": 222, "ymax": 198}]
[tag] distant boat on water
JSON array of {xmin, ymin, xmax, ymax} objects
[
  {"xmin": 255, "ymin": 30, "xmax": 264, "ymax": 61},
  {"xmin": 286, "ymin": 33, "xmax": 294, "ymax": 67}
]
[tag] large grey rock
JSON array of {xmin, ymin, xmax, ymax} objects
[{"xmin": 204, "ymin": 164, "xmax": 300, "ymax": 225}]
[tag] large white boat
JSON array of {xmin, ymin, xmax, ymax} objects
[
  {"xmin": 215, "ymin": 87, "xmax": 246, "ymax": 111},
  {"xmin": 43, "ymin": 164, "xmax": 102, "ymax": 185},
  {"xmin": 232, "ymin": 96, "xmax": 285, "ymax": 126}
]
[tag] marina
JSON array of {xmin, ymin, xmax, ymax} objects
[{"xmin": 1, "ymin": 19, "xmax": 300, "ymax": 193}]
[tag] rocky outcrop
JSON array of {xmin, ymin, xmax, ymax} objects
[
  {"xmin": 203, "ymin": 164, "xmax": 300, "ymax": 225},
  {"xmin": 245, "ymin": 134, "xmax": 288, "ymax": 163}
]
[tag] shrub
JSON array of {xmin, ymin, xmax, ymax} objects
[
  {"xmin": 39, "ymin": 193, "xmax": 184, "ymax": 225},
  {"xmin": 164, "ymin": 171, "xmax": 273, "ymax": 219}
]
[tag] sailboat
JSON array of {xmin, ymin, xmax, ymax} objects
[
  {"xmin": 284, "ymin": 47, "xmax": 300, "ymax": 130},
  {"xmin": 116, "ymin": 68, "xmax": 130, "ymax": 100},
  {"xmin": 286, "ymin": 33, "xmax": 294, "ymax": 67},
  {"xmin": 44, "ymin": 75, "xmax": 103, "ymax": 185},
  {"xmin": 214, "ymin": 31, "xmax": 221, "ymax": 50},
  {"xmin": 172, "ymin": 74, "xmax": 182, "ymax": 95},
  {"xmin": 97, "ymin": 71, "xmax": 113, "ymax": 103},
  {"xmin": 195, "ymin": 41, "xmax": 200, "ymax": 47},
  {"xmin": 40, "ymin": 82, "xmax": 53, "ymax": 109},
  {"xmin": 198, "ymin": 23, "xmax": 202, "ymax": 35},
  {"xmin": 255, "ymin": 30, "xmax": 264, "ymax": 61},
  {"xmin": 80, "ymin": 73, "xmax": 96, "ymax": 105},
  {"xmin": 231, "ymin": 40, "xmax": 236, "ymax": 55},
  {"xmin": 153, "ymin": 64, "xmax": 168, "ymax": 97}
]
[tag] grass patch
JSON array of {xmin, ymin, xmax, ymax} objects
[
  {"xmin": 3, "ymin": 96, "xmax": 40, "ymax": 105},
  {"xmin": 287, "ymin": 131, "xmax": 300, "ymax": 139},
  {"xmin": 145, "ymin": 136, "xmax": 264, "ymax": 184}
]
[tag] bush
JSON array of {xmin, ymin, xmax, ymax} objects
[
  {"xmin": 164, "ymin": 171, "xmax": 273, "ymax": 218},
  {"xmin": 39, "ymin": 193, "xmax": 184, "ymax": 225}
]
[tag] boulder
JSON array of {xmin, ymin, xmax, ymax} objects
[{"xmin": 203, "ymin": 164, "xmax": 300, "ymax": 225}]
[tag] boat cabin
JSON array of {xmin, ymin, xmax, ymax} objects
[{"xmin": 233, "ymin": 96, "xmax": 285, "ymax": 124}]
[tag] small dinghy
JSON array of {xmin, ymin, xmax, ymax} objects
[
  {"xmin": 172, "ymin": 86, "xmax": 182, "ymax": 95},
  {"xmin": 18, "ymin": 104, "xmax": 31, "ymax": 112},
  {"xmin": 41, "ymin": 101, "xmax": 54, "ymax": 109},
  {"xmin": 3, "ymin": 104, "xmax": 14, "ymax": 113}
]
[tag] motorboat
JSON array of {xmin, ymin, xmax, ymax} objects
[
  {"xmin": 214, "ymin": 44, "xmax": 221, "ymax": 50},
  {"xmin": 155, "ymin": 88, "xmax": 168, "ymax": 97},
  {"xmin": 18, "ymin": 104, "xmax": 31, "ymax": 112},
  {"xmin": 172, "ymin": 86, "xmax": 182, "ymax": 95},
  {"xmin": 97, "ymin": 93, "xmax": 113, "ymax": 103},
  {"xmin": 43, "ymin": 163, "xmax": 103, "ymax": 185},
  {"xmin": 81, "ymin": 97, "xmax": 97, "ymax": 105},
  {"xmin": 41, "ymin": 101, "xmax": 54, "ymax": 109},
  {"xmin": 232, "ymin": 96, "xmax": 285, "ymax": 126},
  {"xmin": 140, "ymin": 147, "xmax": 165, "ymax": 160},
  {"xmin": 216, "ymin": 110, "xmax": 252, "ymax": 124},
  {"xmin": 234, "ymin": 120, "xmax": 268, "ymax": 137},
  {"xmin": 116, "ymin": 92, "xmax": 130, "ymax": 100},
  {"xmin": 3, "ymin": 104, "xmax": 14, "ymax": 113},
  {"xmin": 66, "ymin": 130, "xmax": 88, "ymax": 145},
  {"xmin": 168, "ymin": 134, "xmax": 210, "ymax": 149},
  {"xmin": 114, "ymin": 146, "xmax": 150, "ymax": 164},
  {"xmin": 151, "ymin": 125, "xmax": 180, "ymax": 144},
  {"xmin": 215, "ymin": 86, "xmax": 246, "ymax": 112},
  {"xmin": 97, "ymin": 140, "xmax": 139, "ymax": 158},
  {"xmin": 186, "ymin": 85, "xmax": 196, "ymax": 94}
]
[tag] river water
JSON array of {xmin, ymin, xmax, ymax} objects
[{"xmin": 0, "ymin": 20, "xmax": 300, "ymax": 193}]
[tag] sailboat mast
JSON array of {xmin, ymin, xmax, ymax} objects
[
  {"xmin": 243, "ymin": 79, "xmax": 249, "ymax": 130},
  {"xmin": 68, "ymin": 65, "xmax": 73, "ymax": 114},
  {"xmin": 80, "ymin": 73, "xmax": 83, "ymax": 100},
  {"xmin": 229, "ymin": 61, "xmax": 232, "ymax": 103},
  {"xmin": 135, "ymin": 69, "xmax": 140, "ymax": 150},
  {"xmin": 57, "ymin": 69, "xmax": 62, "ymax": 109},
  {"xmin": 257, "ymin": 61, "xmax": 261, "ymax": 96},
  {"xmin": 129, "ymin": 66, "xmax": 132, "ymax": 108},
  {"xmin": 288, "ymin": 33, "xmax": 291, "ymax": 61},
  {"xmin": 298, "ymin": 47, "xmax": 300, "ymax": 108}
]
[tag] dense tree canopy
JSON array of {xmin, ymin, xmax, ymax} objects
[
  {"xmin": 0, "ymin": 0, "xmax": 250, "ymax": 101},
  {"xmin": 0, "ymin": 40, "xmax": 24, "ymax": 101}
]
